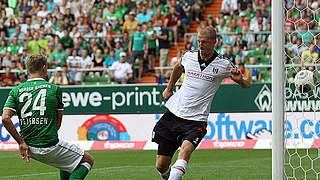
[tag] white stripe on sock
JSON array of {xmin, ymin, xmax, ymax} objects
[{"xmin": 81, "ymin": 162, "xmax": 92, "ymax": 171}]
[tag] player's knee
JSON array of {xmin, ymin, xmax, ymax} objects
[
  {"xmin": 83, "ymin": 152, "xmax": 94, "ymax": 167},
  {"xmin": 180, "ymin": 146, "xmax": 193, "ymax": 155},
  {"xmin": 178, "ymin": 141, "xmax": 195, "ymax": 160},
  {"xmin": 88, "ymin": 154, "xmax": 94, "ymax": 167}
]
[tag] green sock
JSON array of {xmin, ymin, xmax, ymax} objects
[
  {"xmin": 69, "ymin": 165, "xmax": 89, "ymax": 180},
  {"xmin": 60, "ymin": 170, "xmax": 71, "ymax": 180}
]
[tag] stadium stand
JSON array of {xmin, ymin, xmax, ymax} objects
[{"xmin": 0, "ymin": 0, "xmax": 296, "ymax": 86}]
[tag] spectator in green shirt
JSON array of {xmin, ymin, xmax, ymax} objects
[
  {"xmin": 8, "ymin": 0, "xmax": 18, "ymax": 8},
  {"xmin": 50, "ymin": 43, "xmax": 68, "ymax": 69},
  {"xmin": 8, "ymin": 37, "xmax": 23, "ymax": 55},
  {"xmin": 114, "ymin": 41, "xmax": 124, "ymax": 58},
  {"xmin": 60, "ymin": 29, "xmax": 74, "ymax": 49},
  {"xmin": 115, "ymin": 0, "xmax": 129, "ymax": 19},
  {"xmin": 129, "ymin": 24, "xmax": 148, "ymax": 81},
  {"xmin": 0, "ymin": 39, "xmax": 8, "ymax": 57},
  {"xmin": 146, "ymin": 21, "xmax": 157, "ymax": 72},
  {"xmin": 77, "ymin": 36, "xmax": 88, "ymax": 50},
  {"xmin": 245, "ymin": 4, "xmax": 255, "ymax": 19},
  {"xmin": 50, "ymin": 16, "xmax": 58, "ymax": 32},
  {"xmin": 103, "ymin": 4, "xmax": 122, "ymax": 32}
]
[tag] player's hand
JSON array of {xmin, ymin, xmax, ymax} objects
[
  {"xmin": 230, "ymin": 68, "xmax": 243, "ymax": 81},
  {"xmin": 19, "ymin": 142, "xmax": 30, "ymax": 163},
  {"xmin": 162, "ymin": 88, "xmax": 173, "ymax": 100}
]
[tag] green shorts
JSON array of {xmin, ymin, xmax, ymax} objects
[{"xmin": 29, "ymin": 140, "xmax": 84, "ymax": 173}]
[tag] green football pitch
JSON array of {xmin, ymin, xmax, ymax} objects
[{"xmin": 0, "ymin": 149, "xmax": 271, "ymax": 180}]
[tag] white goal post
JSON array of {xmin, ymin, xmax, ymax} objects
[{"xmin": 272, "ymin": 0, "xmax": 285, "ymax": 179}]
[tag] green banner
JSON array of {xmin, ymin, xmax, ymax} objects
[
  {"xmin": 61, "ymin": 85, "xmax": 168, "ymax": 114},
  {"xmin": 1, "ymin": 83, "xmax": 319, "ymax": 114}
]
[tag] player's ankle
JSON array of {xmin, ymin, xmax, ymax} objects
[
  {"xmin": 168, "ymin": 160, "xmax": 188, "ymax": 180},
  {"xmin": 172, "ymin": 160, "xmax": 188, "ymax": 170},
  {"xmin": 157, "ymin": 165, "xmax": 171, "ymax": 180}
]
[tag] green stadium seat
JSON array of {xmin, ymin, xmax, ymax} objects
[
  {"xmin": 247, "ymin": 50, "xmax": 254, "ymax": 56},
  {"xmin": 85, "ymin": 74, "xmax": 99, "ymax": 82},
  {"xmin": 100, "ymin": 74, "xmax": 110, "ymax": 82},
  {"xmin": 168, "ymin": 30, "xmax": 173, "ymax": 42},
  {"xmin": 260, "ymin": 68, "xmax": 269, "ymax": 78},
  {"xmin": 224, "ymin": 15, "xmax": 232, "ymax": 22},
  {"xmin": 261, "ymin": 55, "xmax": 270, "ymax": 64},
  {"xmin": 253, "ymin": 47, "xmax": 265, "ymax": 56},
  {"xmin": 96, "ymin": 82, "xmax": 109, "ymax": 85},
  {"xmin": 110, "ymin": 81, "xmax": 119, "ymax": 85},
  {"xmin": 81, "ymin": 82, "xmax": 99, "ymax": 85},
  {"xmin": 267, "ymin": 47, "xmax": 272, "ymax": 55}
]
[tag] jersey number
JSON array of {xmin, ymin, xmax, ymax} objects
[{"xmin": 19, "ymin": 89, "xmax": 47, "ymax": 118}]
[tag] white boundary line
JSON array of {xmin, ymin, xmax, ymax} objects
[
  {"xmin": 0, "ymin": 165, "xmax": 154, "ymax": 179},
  {"xmin": 0, "ymin": 163, "xmax": 262, "ymax": 178}
]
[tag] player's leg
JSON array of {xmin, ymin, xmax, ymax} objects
[
  {"xmin": 28, "ymin": 140, "xmax": 94, "ymax": 180},
  {"xmin": 168, "ymin": 121, "xmax": 207, "ymax": 180},
  {"xmin": 69, "ymin": 152, "xmax": 94, "ymax": 180},
  {"xmin": 60, "ymin": 152, "xmax": 94, "ymax": 180},
  {"xmin": 155, "ymin": 137, "xmax": 179, "ymax": 180},
  {"xmin": 152, "ymin": 111, "xmax": 180, "ymax": 179},
  {"xmin": 156, "ymin": 155, "xmax": 172, "ymax": 180},
  {"xmin": 60, "ymin": 170, "xmax": 71, "ymax": 180},
  {"xmin": 168, "ymin": 140, "xmax": 195, "ymax": 180}
]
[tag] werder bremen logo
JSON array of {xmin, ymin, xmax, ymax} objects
[{"xmin": 255, "ymin": 85, "xmax": 272, "ymax": 111}]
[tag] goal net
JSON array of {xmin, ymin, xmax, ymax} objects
[{"xmin": 284, "ymin": 0, "xmax": 320, "ymax": 179}]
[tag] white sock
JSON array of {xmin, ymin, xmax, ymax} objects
[
  {"xmin": 81, "ymin": 162, "xmax": 92, "ymax": 171},
  {"xmin": 157, "ymin": 165, "xmax": 171, "ymax": 180},
  {"xmin": 168, "ymin": 160, "xmax": 188, "ymax": 180}
]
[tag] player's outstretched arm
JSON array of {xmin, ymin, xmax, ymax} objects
[
  {"xmin": 230, "ymin": 68, "xmax": 250, "ymax": 88},
  {"xmin": 2, "ymin": 109, "xmax": 30, "ymax": 163},
  {"xmin": 163, "ymin": 58, "xmax": 184, "ymax": 100}
]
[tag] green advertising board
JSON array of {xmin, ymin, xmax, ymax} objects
[{"xmin": 1, "ymin": 83, "xmax": 319, "ymax": 114}]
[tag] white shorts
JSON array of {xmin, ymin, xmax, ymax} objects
[{"xmin": 29, "ymin": 140, "xmax": 84, "ymax": 173}]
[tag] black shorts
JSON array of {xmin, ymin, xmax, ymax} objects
[
  {"xmin": 152, "ymin": 110, "xmax": 207, "ymax": 157},
  {"xmin": 148, "ymin": 48, "xmax": 156, "ymax": 55},
  {"xmin": 132, "ymin": 51, "xmax": 144, "ymax": 61}
]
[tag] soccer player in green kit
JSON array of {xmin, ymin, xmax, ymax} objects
[{"xmin": 2, "ymin": 54, "xmax": 94, "ymax": 179}]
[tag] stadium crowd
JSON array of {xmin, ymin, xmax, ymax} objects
[
  {"xmin": 0, "ymin": 0, "xmax": 208, "ymax": 86},
  {"xmin": 0, "ymin": 0, "xmax": 318, "ymax": 86},
  {"xmin": 203, "ymin": 0, "xmax": 320, "ymax": 83}
]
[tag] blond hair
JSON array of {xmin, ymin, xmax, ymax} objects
[
  {"xmin": 26, "ymin": 54, "xmax": 47, "ymax": 74},
  {"xmin": 198, "ymin": 26, "xmax": 217, "ymax": 41}
]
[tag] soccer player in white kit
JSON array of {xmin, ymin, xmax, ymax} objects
[{"xmin": 152, "ymin": 27, "xmax": 250, "ymax": 180}]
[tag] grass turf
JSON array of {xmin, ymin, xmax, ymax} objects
[{"xmin": 0, "ymin": 149, "xmax": 271, "ymax": 180}]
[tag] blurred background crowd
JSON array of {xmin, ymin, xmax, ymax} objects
[{"xmin": 0, "ymin": 0, "xmax": 319, "ymax": 86}]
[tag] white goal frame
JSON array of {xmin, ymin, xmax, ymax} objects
[{"xmin": 272, "ymin": 0, "xmax": 285, "ymax": 179}]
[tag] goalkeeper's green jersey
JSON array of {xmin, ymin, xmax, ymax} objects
[{"xmin": 3, "ymin": 78, "xmax": 64, "ymax": 148}]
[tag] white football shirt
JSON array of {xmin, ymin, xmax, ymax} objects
[{"xmin": 165, "ymin": 51, "xmax": 234, "ymax": 122}]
